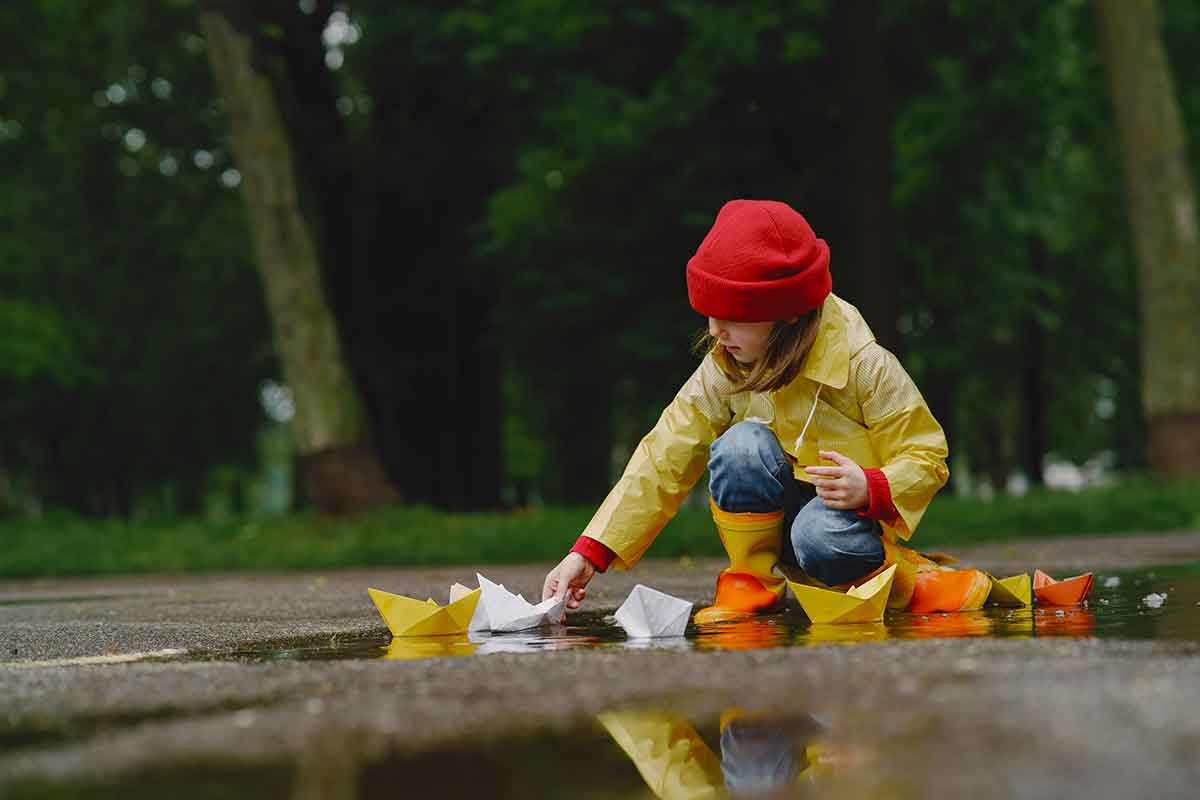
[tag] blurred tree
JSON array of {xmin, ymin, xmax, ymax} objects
[
  {"xmin": 0, "ymin": 0, "xmax": 276, "ymax": 516},
  {"xmin": 199, "ymin": 1, "xmax": 400, "ymax": 512},
  {"xmin": 5, "ymin": 0, "xmax": 1192, "ymax": 518},
  {"xmin": 890, "ymin": 0, "xmax": 1139, "ymax": 489},
  {"xmin": 842, "ymin": 0, "xmax": 899, "ymax": 354},
  {"xmin": 1094, "ymin": 0, "xmax": 1200, "ymax": 476},
  {"xmin": 466, "ymin": 0, "xmax": 835, "ymax": 502},
  {"xmin": 330, "ymin": 2, "xmax": 505, "ymax": 510}
]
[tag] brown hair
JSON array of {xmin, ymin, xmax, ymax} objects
[{"xmin": 693, "ymin": 306, "xmax": 823, "ymax": 394}]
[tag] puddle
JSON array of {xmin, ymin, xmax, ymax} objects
[
  {"xmin": 203, "ymin": 564, "xmax": 1200, "ymax": 663},
  {"xmin": 354, "ymin": 706, "xmax": 870, "ymax": 800},
  {"xmin": 7, "ymin": 702, "xmax": 895, "ymax": 800}
]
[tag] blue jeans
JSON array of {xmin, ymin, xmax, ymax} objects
[{"xmin": 708, "ymin": 421, "xmax": 885, "ymax": 586}]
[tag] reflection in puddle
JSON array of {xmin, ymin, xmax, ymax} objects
[
  {"xmin": 208, "ymin": 566, "xmax": 1198, "ymax": 663},
  {"xmin": 597, "ymin": 705, "xmax": 881, "ymax": 799},
  {"xmin": 355, "ymin": 701, "xmax": 908, "ymax": 799}
]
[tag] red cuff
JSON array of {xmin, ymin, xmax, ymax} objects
[
  {"xmin": 571, "ymin": 535, "xmax": 617, "ymax": 572},
  {"xmin": 857, "ymin": 468, "xmax": 900, "ymax": 522}
]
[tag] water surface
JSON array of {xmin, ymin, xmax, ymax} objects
[{"xmin": 209, "ymin": 564, "xmax": 1200, "ymax": 662}]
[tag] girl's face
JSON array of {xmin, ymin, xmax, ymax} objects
[{"xmin": 708, "ymin": 318, "xmax": 773, "ymax": 364}]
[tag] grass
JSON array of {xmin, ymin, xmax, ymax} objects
[{"xmin": 2, "ymin": 478, "xmax": 1199, "ymax": 579}]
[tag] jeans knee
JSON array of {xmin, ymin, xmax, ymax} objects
[
  {"xmin": 709, "ymin": 422, "xmax": 784, "ymax": 475},
  {"xmin": 790, "ymin": 498, "xmax": 884, "ymax": 586},
  {"xmin": 708, "ymin": 422, "xmax": 789, "ymax": 513}
]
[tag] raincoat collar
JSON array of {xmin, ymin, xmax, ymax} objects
[{"xmin": 799, "ymin": 295, "xmax": 851, "ymax": 390}]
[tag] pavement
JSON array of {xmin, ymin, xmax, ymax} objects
[{"xmin": 2, "ymin": 530, "xmax": 1200, "ymax": 798}]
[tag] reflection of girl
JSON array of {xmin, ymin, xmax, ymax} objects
[
  {"xmin": 720, "ymin": 710, "xmax": 829, "ymax": 795},
  {"xmin": 544, "ymin": 200, "xmax": 986, "ymax": 617},
  {"xmin": 598, "ymin": 707, "xmax": 837, "ymax": 798}
]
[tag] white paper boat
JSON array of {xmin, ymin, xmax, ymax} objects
[
  {"xmin": 469, "ymin": 573, "xmax": 566, "ymax": 633},
  {"xmin": 614, "ymin": 584, "xmax": 693, "ymax": 638}
]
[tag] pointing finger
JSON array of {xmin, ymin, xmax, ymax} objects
[
  {"xmin": 805, "ymin": 466, "xmax": 841, "ymax": 476},
  {"xmin": 818, "ymin": 450, "xmax": 853, "ymax": 467}
]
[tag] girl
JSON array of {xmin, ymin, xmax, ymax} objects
[{"xmin": 542, "ymin": 200, "xmax": 988, "ymax": 622}]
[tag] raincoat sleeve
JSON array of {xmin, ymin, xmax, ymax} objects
[
  {"xmin": 580, "ymin": 354, "xmax": 734, "ymax": 570},
  {"xmin": 854, "ymin": 344, "xmax": 949, "ymax": 541}
]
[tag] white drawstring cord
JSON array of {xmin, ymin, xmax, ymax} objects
[{"xmin": 795, "ymin": 384, "xmax": 822, "ymax": 450}]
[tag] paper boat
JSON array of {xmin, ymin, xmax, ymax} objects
[
  {"xmin": 614, "ymin": 584, "xmax": 693, "ymax": 638},
  {"xmin": 986, "ymin": 573, "xmax": 1032, "ymax": 607},
  {"xmin": 470, "ymin": 573, "xmax": 566, "ymax": 633},
  {"xmin": 788, "ymin": 564, "xmax": 897, "ymax": 624},
  {"xmin": 367, "ymin": 585, "xmax": 481, "ymax": 638},
  {"xmin": 1033, "ymin": 569, "xmax": 1094, "ymax": 606}
]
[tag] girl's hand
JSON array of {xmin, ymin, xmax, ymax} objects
[
  {"xmin": 805, "ymin": 450, "xmax": 869, "ymax": 510},
  {"xmin": 542, "ymin": 552, "xmax": 595, "ymax": 609}
]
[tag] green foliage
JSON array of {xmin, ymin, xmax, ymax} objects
[
  {"xmin": 891, "ymin": 1, "xmax": 1143, "ymax": 478},
  {"xmin": 3, "ymin": 478, "xmax": 1198, "ymax": 578},
  {"xmin": 0, "ymin": 300, "xmax": 83, "ymax": 384},
  {"xmin": 0, "ymin": 0, "xmax": 275, "ymax": 514},
  {"xmin": 459, "ymin": 0, "xmax": 834, "ymax": 498},
  {"xmin": 4, "ymin": 0, "xmax": 1200, "ymax": 519}
]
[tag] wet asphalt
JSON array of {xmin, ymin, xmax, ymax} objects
[{"xmin": 2, "ymin": 531, "xmax": 1199, "ymax": 798}]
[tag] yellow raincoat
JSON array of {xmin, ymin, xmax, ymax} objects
[{"xmin": 581, "ymin": 294, "xmax": 949, "ymax": 571}]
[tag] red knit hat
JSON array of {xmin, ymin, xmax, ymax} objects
[{"xmin": 686, "ymin": 200, "xmax": 831, "ymax": 322}]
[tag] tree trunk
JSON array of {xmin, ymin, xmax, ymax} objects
[
  {"xmin": 924, "ymin": 366, "xmax": 956, "ymax": 494},
  {"xmin": 549, "ymin": 363, "xmax": 613, "ymax": 505},
  {"xmin": 1021, "ymin": 236, "xmax": 1048, "ymax": 486},
  {"xmin": 1094, "ymin": 0, "xmax": 1200, "ymax": 476},
  {"xmin": 200, "ymin": 3, "xmax": 400, "ymax": 511},
  {"xmin": 844, "ymin": 0, "xmax": 899, "ymax": 354}
]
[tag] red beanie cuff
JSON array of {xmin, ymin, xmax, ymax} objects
[
  {"xmin": 687, "ymin": 258, "xmax": 831, "ymax": 322},
  {"xmin": 686, "ymin": 200, "xmax": 832, "ymax": 322}
]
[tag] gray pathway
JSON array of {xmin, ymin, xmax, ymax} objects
[{"xmin": 2, "ymin": 531, "xmax": 1199, "ymax": 798}]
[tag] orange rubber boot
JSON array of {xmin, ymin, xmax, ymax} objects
[
  {"xmin": 843, "ymin": 538, "xmax": 978, "ymax": 612},
  {"xmin": 693, "ymin": 499, "xmax": 786, "ymax": 624}
]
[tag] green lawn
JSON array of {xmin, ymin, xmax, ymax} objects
[{"xmin": 2, "ymin": 478, "xmax": 1198, "ymax": 579}]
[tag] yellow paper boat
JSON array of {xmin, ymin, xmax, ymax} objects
[
  {"xmin": 986, "ymin": 573, "xmax": 1032, "ymax": 607},
  {"xmin": 788, "ymin": 564, "xmax": 897, "ymax": 624},
  {"xmin": 367, "ymin": 586, "xmax": 481, "ymax": 637}
]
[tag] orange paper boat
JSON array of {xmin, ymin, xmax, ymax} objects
[{"xmin": 1032, "ymin": 569, "xmax": 1094, "ymax": 606}]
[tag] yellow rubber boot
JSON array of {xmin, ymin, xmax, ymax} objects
[{"xmin": 694, "ymin": 499, "xmax": 786, "ymax": 624}]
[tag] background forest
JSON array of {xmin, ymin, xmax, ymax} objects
[{"xmin": 2, "ymin": 1, "xmax": 1198, "ymax": 554}]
